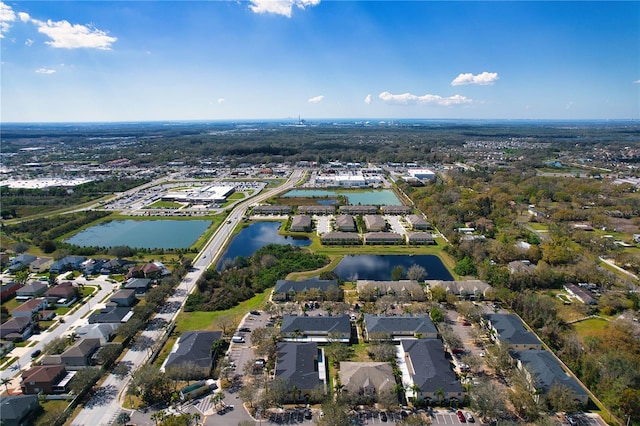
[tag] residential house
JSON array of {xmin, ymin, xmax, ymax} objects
[
  {"xmin": 297, "ymin": 205, "xmax": 335, "ymax": 215},
  {"xmin": 100, "ymin": 259, "xmax": 133, "ymax": 275},
  {"xmin": 49, "ymin": 256, "xmax": 86, "ymax": 274},
  {"xmin": 339, "ymin": 362, "xmax": 396, "ymax": 402},
  {"xmin": 109, "ymin": 289, "xmax": 137, "ymax": 307},
  {"xmin": 334, "ymin": 215, "xmax": 356, "ymax": 232},
  {"xmin": 0, "ymin": 394, "xmax": 40, "ymax": 426},
  {"xmin": 406, "ymin": 232, "xmax": 435, "ymax": 245},
  {"xmin": 273, "ymin": 278, "xmax": 339, "ymax": 302},
  {"xmin": 0, "ymin": 317, "xmax": 33, "ymax": 341},
  {"xmin": 43, "ymin": 282, "xmax": 78, "ymax": 305},
  {"xmin": 1, "ymin": 281, "xmax": 21, "ymax": 302},
  {"xmin": 252, "ymin": 205, "xmax": 292, "ymax": 215},
  {"xmin": 381, "ymin": 206, "xmax": 411, "ymax": 215},
  {"xmin": 400, "ymin": 339, "xmax": 466, "ymax": 404},
  {"xmin": 564, "ymin": 283, "xmax": 597, "ymax": 305},
  {"xmin": 508, "ymin": 260, "xmax": 536, "ymax": 275},
  {"xmin": 44, "ymin": 338, "xmax": 101, "ymax": 369},
  {"xmin": 126, "ymin": 262, "xmax": 162, "ymax": 279},
  {"xmin": 123, "ymin": 278, "xmax": 151, "ymax": 295},
  {"xmin": 357, "ymin": 280, "xmax": 424, "ymax": 301},
  {"xmin": 12, "ymin": 298, "xmax": 49, "ymax": 319},
  {"xmin": 20, "ymin": 365, "xmax": 74, "ymax": 394},
  {"xmin": 406, "ymin": 214, "xmax": 431, "ymax": 230},
  {"xmin": 364, "ymin": 232, "xmax": 404, "ymax": 245},
  {"xmin": 81, "ymin": 258, "xmax": 106, "ymax": 276},
  {"xmin": 426, "ymin": 280, "xmax": 492, "ymax": 300},
  {"xmin": 160, "ymin": 331, "xmax": 222, "ymax": 375},
  {"xmin": 363, "ymin": 215, "xmax": 387, "ymax": 232},
  {"xmin": 339, "ymin": 205, "xmax": 378, "ymax": 215},
  {"xmin": 320, "ymin": 232, "xmax": 362, "ymax": 245},
  {"xmin": 15, "ymin": 281, "xmax": 48, "ymax": 300},
  {"xmin": 290, "ymin": 215, "xmax": 312, "ymax": 232},
  {"xmin": 74, "ymin": 323, "xmax": 119, "ymax": 345},
  {"xmin": 485, "ymin": 313, "xmax": 542, "ymax": 350},
  {"xmin": 8, "ymin": 254, "xmax": 37, "ymax": 272},
  {"xmin": 275, "ymin": 342, "xmax": 326, "ymax": 402},
  {"xmin": 364, "ymin": 314, "xmax": 438, "ymax": 341},
  {"xmin": 88, "ymin": 306, "xmax": 134, "ymax": 324},
  {"xmin": 281, "ymin": 315, "xmax": 351, "ymax": 343},
  {"xmin": 29, "ymin": 257, "xmax": 53, "ymax": 274},
  {"xmin": 511, "ymin": 350, "xmax": 590, "ymax": 406}
]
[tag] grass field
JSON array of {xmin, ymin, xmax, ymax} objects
[
  {"xmin": 572, "ymin": 317, "xmax": 609, "ymax": 337},
  {"xmin": 145, "ymin": 200, "xmax": 183, "ymax": 209}
]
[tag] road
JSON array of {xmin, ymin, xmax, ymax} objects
[{"xmin": 71, "ymin": 170, "xmax": 303, "ymax": 426}]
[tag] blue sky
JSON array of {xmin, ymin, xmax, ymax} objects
[{"xmin": 1, "ymin": 1, "xmax": 638, "ymax": 122}]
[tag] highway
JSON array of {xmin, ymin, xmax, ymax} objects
[{"xmin": 70, "ymin": 169, "xmax": 303, "ymax": 426}]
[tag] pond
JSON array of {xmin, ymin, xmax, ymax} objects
[
  {"xmin": 332, "ymin": 255, "xmax": 453, "ymax": 281},
  {"xmin": 283, "ymin": 189, "xmax": 402, "ymax": 206},
  {"xmin": 216, "ymin": 221, "xmax": 311, "ymax": 270},
  {"xmin": 65, "ymin": 220, "xmax": 211, "ymax": 250}
]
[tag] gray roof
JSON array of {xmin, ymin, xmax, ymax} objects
[
  {"xmin": 88, "ymin": 306, "xmax": 133, "ymax": 324},
  {"xmin": 124, "ymin": 278, "xmax": 151, "ymax": 289},
  {"xmin": 0, "ymin": 394, "xmax": 39, "ymax": 423},
  {"xmin": 511, "ymin": 350, "xmax": 588, "ymax": 398},
  {"xmin": 275, "ymin": 342, "xmax": 321, "ymax": 391},
  {"xmin": 16, "ymin": 281, "xmax": 48, "ymax": 294},
  {"xmin": 402, "ymin": 339, "xmax": 465, "ymax": 394},
  {"xmin": 274, "ymin": 278, "xmax": 338, "ymax": 294},
  {"xmin": 365, "ymin": 314, "xmax": 437, "ymax": 337},
  {"xmin": 363, "ymin": 215, "xmax": 386, "ymax": 231},
  {"xmin": 321, "ymin": 232, "xmax": 361, "ymax": 241},
  {"xmin": 74, "ymin": 323, "xmax": 119, "ymax": 344},
  {"xmin": 62, "ymin": 338, "xmax": 100, "ymax": 358},
  {"xmin": 335, "ymin": 215, "xmax": 355, "ymax": 229},
  {"xmin": 427, "ymin": 280, "xmax": 492, "ymax": 296},
  {"xmin": 487, "ymin": 313, "xmax": 541, "ymax": 346},
  {"xmin": 339, "ymin": 362, "xmax": 395, "ymax": 394},
  {"xmin": 281, "ymin": 314, "xmax": 351, "ymax": 336},
  {"xmin": 291, "ymin": 215, "xmax": 312, "ymax": 229},
  {"xmin": 164, "ymin": 331, "xmax": 222, "ymax": 370},
  {"xmin": 357, "ymin": 280, "xmax": 422, "ymax": 294}
]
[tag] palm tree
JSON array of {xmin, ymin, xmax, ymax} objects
[
  {"xmin": 1, "ymin": 377, "xmax": 12, "ymax": 393},
  {"xmin": 409, "ymin": 383, "xmax": 421, "ymax": 402},
  {"xmin": 393, "ymin": 382, "xmax": 406, "ymax": 404},
  {"xmin": 290, "ymin": 385, "xmax": 300, "ymax": 403},
  {"xmin": 435, "ymin": 387, "xmax": 445, "ymax": 406},
  {"xmin": 150, "ymin": 411, "xmax": 165, "ymax": 426},
  {"xmin": 191, "ymin": 412, "xmax": 201, "ymax": 425}
]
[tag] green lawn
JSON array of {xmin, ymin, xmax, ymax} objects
[
  {"xmin": 572, "ymin": 317, "xmax": 609, "ymax": 337},
  {"xmin": 145, "ymin": 200, "xmax": 183, "ymax": 209},
  {"xmin": 175, "ymin": 290, "xmax": 272, "ymax": 333}
]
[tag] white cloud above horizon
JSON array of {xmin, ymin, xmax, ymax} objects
[
  {"xmin": 19, "ymin": 11, "xmax": 117, "ymax": 50},
  {"xmin": 0, "ymin": 2, "xmax": 16, "ymax": 38},
  {"xmin": 634, "ymin": 80, "xmax": 640, "ymax": 84},
  {"xmin": 364, "ymin": 94, "xmax": 372, "ymax": 104},
  {"xmin": 36, "ymin": 67, "xmax": 56, "ymax": 74},
  {"xmin": 308, "ymin": 95, "xmax": 324, "ymax": 103},
  {"xmin": 378, "ymin": 91, "xmax": 472, "ymax": 106},
  {"xmin": 249, "ymin": 0, "xmax": 321, "ymax": 18},
  {"xmin": 217, "ymin": 98, "xmax": 225, "ymax": 104},
  {"xmin": 451, "ymin": 71, "xmax": 499, "ymax": 86}
]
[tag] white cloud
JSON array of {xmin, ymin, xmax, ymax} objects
[
  {"xmin": 21, "ymin": 12, "xmax": 116, "ymax": 49},
  {"xmin": 217, "ymin": 98, "xmax": 225, "ymax": 104},
  {"xmin": 308, "ymin": 95, "xmax": 324, "ymax": 103},
  {"xmin": 25, "ymin": 38, "xmax": 33, "ymax": 46},
  {"xmin": 378, "ymin": 91, "xmax": 472, "ymax": 106},
  {"xmin": 634, "ymin": 80, "xmax": 640, "ymax": 84},
  {"xmin": 364, "ymin": 94, "xmax": 372, "ymax": 104},
  {"xmin": 36, "ymin": 67, "xmax": 56, "ymax": 74},
  {"xmin": 0, "ymin": 2, "xmax": 16, "ymax": 38},
  {"xmin": 249, "ymin": 0, "xmax": 320, "ymax": 18},
  {"xmin": 451, "ymin": 71, "xmax": 499, "ymax": 86}
]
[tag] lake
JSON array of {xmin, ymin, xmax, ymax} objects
[
  {"xmin": 283, "ymin": 189, "xmax": 402, "ymax": 206},
  {"xmin": 333, "ymin": 255, "xmax": 453, "ymax": 281},
  {"xmin": 65, "ymin": 220, "xmax": 211, "ymax": 249},
  {"xmin": 217, "ymin": 221, "xmax": 311, "ymax": 269}
]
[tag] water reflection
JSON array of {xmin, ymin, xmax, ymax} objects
[
  {"xmin": 216, "ymin": 222, "xmax": 310, "ymax": 270},
  {"xmin": 333, "ymin": 255, "xmax": 453, "ymax": 281}
]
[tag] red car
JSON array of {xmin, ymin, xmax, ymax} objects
[
  {"xmin": 452, "ymin": 348, "xmax": 465, "ymax": 355},
  {"xmin": 457, "ymin": 410, "xmax": 466, "ymax": 423},
  {"xmin": 462, "ymin": 321, "xmax": 472, "ymax": 326}
]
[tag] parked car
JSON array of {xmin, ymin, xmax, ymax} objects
[
  {"xmin": 457, "ymin": 410, "xmax": 466, "ymax": 423},
  {"xmin": 452, "ymin": 348, "xmax": 465, "ymax": 354},
  {"xmin": 304, "ymin": 409, "xmax": 312, "ymax": 420},
  {"xmin": 380, "ymin": 412, "xmax": 388, "ymax": 422},
  {"xmin": 31, "ymin": 349, "xmax": 41, "ymax": 358},
  {"xmin": 465, "ymin": 412, "xmax": 475, "ymax": 422},
  {"xmin": 462, "ymin": 321, "xmax": 472, "ymax": 326},
  {"xmin": 239, "ymin": 327, "xmax": 251, "ymax": 332},
  {"xmin": 250, "ymin": 310, "xmax": 260, "ymax": 315}
]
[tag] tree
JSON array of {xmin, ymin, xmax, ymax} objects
[
  {"xmin": 398, "ymin": 414, "xmax": 432, "ymax": 425},
  {"xmin": 40, "ymin": 240, "xmax": 56, "ymax": 254},
  {"xmin": 484, "ymin": 342, "xmax": 512, "ymax": 379},
  {"xmin": 13, "ymin": 242, "xmax": 29, "ymax": 254},
  {"xmin": 391, "ymin": 266, "xmax": 405, "ymax": 281},
  {"xmin": 368, "ymin": 343, "xmax": 397, "ymax": 362},
  {"xmin": 407, "ymin": 264, "xmax": 427, "ymax": 281},
  {"xmin": 116, "ymin": 412, "xmax": 131, "ymax": 425},
  {"xmin": 97, "ymin": 343, "xmax": 122, "ymax": 367},
  {"xmin": 316, "ymin": 398, "xmax": 351, "ymax": 426},
  {"xmin": 323, "ymin": 342, "xmax": 352, "ymax": 366},
  {"xmin": 43, "ymin": 337, "xmax": 68, "ymax": 355},
  {"xmin": 239, "ymin": 379, "xmax": 260, "ymax": 409},
  {"xmin": 14, "ymin": 269, "xmax": 30, "ymax": 285},
  {"xmin": 265, "ymin": 377, "xmax": 288, "ymax": 407},
  {"xmin": 113, "ymin": 362, "xmax": 132, "ymax": 380},
  {"xmin": 469, "ymin": 378, "xmax": 506, "ymax": 420},
  {"xmin": 545, "ymin": 383, "xmax": 578, "ymax": 414},
  {"xmin": 69, "ymin": 367, "xmax": 101, "ymax": 395},
  {"xmin": 1, "ymin": 377, "xmax": 12, "ymax": 393},
  {"xmin": 429, "ymin": 286, "xmax": 447, "ymax": 302},
  {"xmin": 108, "ymin": 245, "xmax": 134, "ymax": 258},
  {"xmin": 454, "ymin": 256, "xmax": 477, "ymax": 276},
  {"xmin": 429, "ymin": 307, "xmax": 444, "ymax": 324}
]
